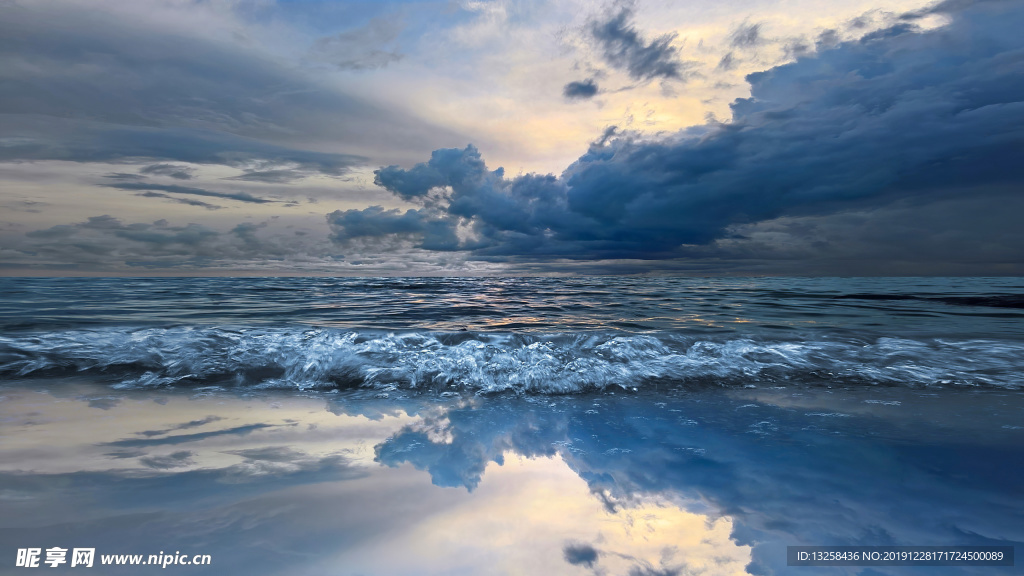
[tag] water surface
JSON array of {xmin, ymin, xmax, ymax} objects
[{"xmin": 1, "ymin": 277, "xmax": 1022, "ymax": 575}]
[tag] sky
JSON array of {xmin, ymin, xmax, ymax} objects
[{"xmin": 1, "ymin": 0, "xmax": 1021, "ymax": 276}]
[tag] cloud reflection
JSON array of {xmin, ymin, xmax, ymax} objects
[
  {"xmin": 374, "ymin": 390, "xmax": 1024, "ymax": 575},
  {"xmin": 1, "ymin": 384, "xmax": 1021, "ymax": 575}
]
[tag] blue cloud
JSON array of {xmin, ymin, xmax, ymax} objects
[
  {"xmin": 139, "ymin": 163, "xmax": 195, "ymax": 180},
  {"xmin": 103, "ymin": 182, "xmax": 277, "ymax": 204},
  {"xmin": 563, "ymin": 79, "xmax": 599, "ymax": 99},
  {"xmin": 341, "ymin": 0, "xmax": 1024, "ymax": 272},
  {"xmin": 589, "ymin": 5, "xmax": 689, "ymax": 82},
  {"xmin": 563, "ymin": 542, "xmax": 599, "ymax": 567},
  {"xmin": 326, "ymin": 206, "xmax": 460, "ymax": 251}
]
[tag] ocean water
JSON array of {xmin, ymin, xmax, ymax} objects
[
  {"xmin": 1, "ymin": 276, "xmax": 1023, "ymax": 392},
  {"xmin": 1, "ymin": 277, "xmax": 1022, "ymax": 575}
]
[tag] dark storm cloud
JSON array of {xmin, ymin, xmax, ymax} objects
[
  {"xmin": 588, "ymin": 4, "xmax": 690, "ymax": 81},
  {"xmin": 103, "ymin": 182, "xmax": 276, "ymax": 205},
  {"xmin": 333, "ymin": 145, "xmax": 588, "ymax": 256},
  {"xmin": 371, "ymin": 145, "xmax": 497, "ymax": 202},
  {"xmin": 0, "ymin": 1, "xmax": 457, "ymax": 173},
  {"xmin": 327, "ymin": 206, "xmax": 461, "ymax": 251},
  {"xmin": 338, "ymin": 0, "xmax": 1024, "ymax": 273},
  {"xmin": 563, "ymin": 79, "xmax": 600, "ymax": 99},
  {"xmin": 689, "ymin": 190, "xmax": 1024, "ymax": 275}
]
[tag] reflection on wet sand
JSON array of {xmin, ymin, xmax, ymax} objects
[{"xmin": 1, "ymin": 382, "xmax": 1022, "ymax": 575}]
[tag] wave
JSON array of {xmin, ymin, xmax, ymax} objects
[
  {"xmin": 831, "ymin": 293, "xmax": 1024, "ymax": 309},
  {"xmin": 1, "ymin": 327, "xmax": 1022, "ymax": 393}
]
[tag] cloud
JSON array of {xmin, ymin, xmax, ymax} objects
[
  {"xmin": 102, "ymin": 173, "xmax": 146, "ymax": 181},
  {"xmin": 223, "ymin": 447, "xmax": 311, "ymax": 463},
  {"xmin": 627, "ymin": 566, "xmax": 681, "ymax": 576},
  {"xmin": 106, "ymin": 424, "xmax": 274, "ymax": 448},
  {"xmin": 0, "ymin": 1, "xmax": 457, "ymax": 175},
  {"xmin": 375, "ymin": 407, "xmax": 566, "ymax": 490},
  {"xmin": 103, "ymin": 182, "xmax": 276, "ymax": 205},
  {"xmin": 24, "ymin": 215, "xmax": 223, "ymax": 252},
  {"xmin": 139, "ymin": 450, "xmax": 195, "ymax": 470},
  {"xmin": 217, "ymin": 447, "xmax": 359, "ymax": 482},
  {"xmin": 104, "ymin": 449, "xmax": 146, "ymax": 460},
  {"xmin": 371, "ymin": 145, "xmax": 494, "ymax": 202},
  {"xmin": 137, "ymin": 416, "xmax": 225, "ymax": 438},
  {"xmin": 371, "ymin": 392, "xmax": 1024, "ymax": 576},
  {"xmin": 716, "ymin": 52, "xmax": 736, "ymax": 71},
  {"xmin": 1, "ymin": 124, "xmax": 368, "ymax": 180},
  {"xmin": 342, "ymin": 0, "xmax": 1024, "ymax": 274},
  {"xmin": 327, "ymin": 206, "xmax": 460, "ymax": 252},
  {"xmin": 86, "ymin": 396, "xmax": 122, "ymax": 410},
  {"xmin": 563, "ymin": 542, "xmax": 599, "ymax": 567},
  {"xmin": 332, "ymin": 145, "xmax": 585, "ymax": 257},
  {"xmin": 225, "ymin": 168, "xmax": 315, "ymax": 184},
  {"xmin": 15, "ymin": 215, "xmax": 337, "ymax": 272},
  {"xmin": 728, "ymin": 22, "xmax": 764, "ymax": 49},
  {"xmin": 815, "ymin": 28, "xmax": 841, "ymax": 49},
  {"xmin": 683, "ymin": 190, "xmax": 1024, "ymax": 275},
  {"xmin": 563, "ymin": 79, "xmax": 600, "ymax": 99},
  {"xmin": 311, "ymin": 17, "xmax": 404, "ymax": 71},
  {"xmin": 139, "ymin": 163, "xmax": 195, "ymax": 180},
  {"xmin": 134, "ymin": 191, "xmax": 223, "ymax": 210},
  {"xmin": 9, "ymin": 212, "xmax": 493, "ymax": 275},
  {"xmin": 588, "ymin": 4, "xmax": 690, "ymax": 82}
]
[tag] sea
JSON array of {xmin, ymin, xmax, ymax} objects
[{"xmin": 1, "ymin": 277, "xmax": 1021, "ymax": 575}]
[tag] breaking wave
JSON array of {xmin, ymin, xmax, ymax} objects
[{"xmin": 1, "ymin": 327, "xmax": 1022, "ymax": 393}]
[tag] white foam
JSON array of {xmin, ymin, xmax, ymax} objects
[{"xmin": 1, "ymin": 328, "xmax": 1022, "ymax": 393}]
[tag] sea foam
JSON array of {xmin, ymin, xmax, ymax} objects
[{"xmin": 2, "ymin": 327, "xmax": 1021, "ymax": 393}]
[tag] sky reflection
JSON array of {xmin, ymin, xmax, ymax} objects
[{"xmin": 1, "ymin": 382, "xmax": 1021, "ymax": 575}]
